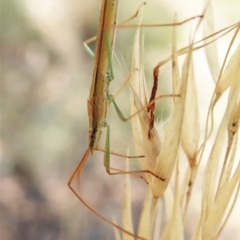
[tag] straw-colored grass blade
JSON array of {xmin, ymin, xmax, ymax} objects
[
  {"xmin": 137, "ymin": 188, "xmax": 153, "ymax": 240},
  {"xmin": 217, "ymin": 98, "xmax": 240, "ymax": 192},
  {"xmin": 211, "ymin": 24, "xmax": 240, "ymax": 110},
  {"xmin": 216, "ymin": 53, "xmax": 240, "ymax": 197},
  {"xmin": 201, "ymin": 26, "xmax": 240, "ymax": 149},
  {"xmin": 228, "ymin": 100, "xmax": 240, "ymax": 138},
  {"xmin": 193, "ymin": 58, "xmax": 240, "ymax": 239},
  {"xmin": 163, "ymin": 187, "xmax": 174, "ymax": 223},
  {"xmin": 122, "ymin": 160, "xmax": 134, "ymax": 240},
  {"xmin": 172, "ymin": 15, "xmax": 181, "ymax": 103},
  {"xmin": 160, "ymin": 159, "xmax": 184, "ymax": 240},
  {"xmin": 204, "ymin": 90, "xmax": 237, "ymax": 208},
  {"xmin": 216, "ymin": 43, "xmax": 240, "ymax": 96},
  {"xmin": 202, "ymin": 163, "xmax": 240, "ymax": 239},
  {"xmin": 128, "ymin": 6, "xmax": 162, "ymax": 188},
  {"xmin": 160, "ymin": 198, "xmax": 184, "ymax": 240},
  {"xmin": 150, "ymin": 39, "xmax": 193, "ymax": 199},
  {"xmin": 203, "ymin": 0, "xmax": 220, "ymax": 83},
  {"xmin": 180, "ymin": 167, "xmax": 192, "ymax": 206},
  {"xmin": 152, "ymin": 201, "xmax": 162, "ymax": 240},
  {"xmin": 181, "ymin": 59, "xmax": 199, "ymax": 167},
  {"xmin": 218, "ymin": 134, "xmax": 239, "ymax": 192},
  {"xmin": 215, "ymin": 181, "xmax": 240, "ymax": 239}
]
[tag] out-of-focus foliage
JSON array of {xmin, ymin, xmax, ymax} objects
[
  {"xmin": 0, "ymin": 0, "xmax": 148, "ymax": 239},
  {"xmin": 0, "ymin": 0, "xmax": 239, "ymax": 240}
]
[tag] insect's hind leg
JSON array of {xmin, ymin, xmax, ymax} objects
[
  {"xmin": 107, "ymin": 166, "xmax": 166, "ymax": 182},
  {"xmin": 68, "ymin": 147, "xmax": 146, "ymax": 240},
  {"xmin": 103, "ymin": 122, "xmax": 166, "ymax": 183}
]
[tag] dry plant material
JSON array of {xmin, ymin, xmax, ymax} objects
[
  {"xmin": 128, "ymin": 7, "xmax": 199, "ymax": 195},
  {"xmin": 128, "ymin": 13, "xmax": 163, "ymax": 193},
  {"xmin": 203, "ymin": 0, "xmax": 220, "ymax": 83},
  {"xmin": 114, "ymin": 4, "xmax": 239, "ymax": 240},
  {"xmin": 180, "ymin": 59, "xmax": 199, "ymax": 168},
  {"xmin": 193, "ymin": 29, "xmax": 240, "ymax": 239},
  {"xmin": 137, "ymin": 189, "xmax": 152, "ymax": 239},
  {"xmin": 161, "ymin": 159, "xmax": 184, "ymax": 240},
  {"xmin": 149, "ymin": 13, "xmax": 203, "ymax": 202},
  {"xmin": 127, "ymin": 7, "xmax": 202, "ymax": 234},
  {"xmin": 122, "ymin": 160, "xmax": 135, "ymax": 240}
]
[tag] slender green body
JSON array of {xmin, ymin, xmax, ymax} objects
[
  {"xmin": 68, "ymin": 2, "xmax": 193, "ymax": 237},
  {"xmin": 68, "ymin": 1, "xmax": 147, "ymax": 238},
  {"xmin": 88, "ymin": 0, "xmax": 117, "ymax": 154}
]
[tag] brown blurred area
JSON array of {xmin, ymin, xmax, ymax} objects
[{"xmin": 1, "ymin": 0, "xmax": 239, "ymax": 240}]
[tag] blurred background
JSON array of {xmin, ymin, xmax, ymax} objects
[{"xmin": 0, "ymin": 0, "xmax": 239, "ymax": 239}]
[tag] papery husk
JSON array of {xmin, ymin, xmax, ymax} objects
[
  {"xmin": 137, "ymin": 188, "xmax": 153, "ymax": 240},
  {"xmin": 160, "ymin": 159, "xmax": 184, "ymax": 240},
  {"xmin": 216, "ymin": 43, "xmax": 240, "ymax": 96},
  {"xmin": 192, "ymin": 51, "xmax": 240, "ymax": 240},
  {"xmin": 150, "ymin": 40, "xmax": 193, "ymax": 199},
  {"xmin": 128, "ymin": 9, "xmax": 162, "ymax": 187},
  {"xmin": 203, "ymin": 0, "xmax": 220, "ymax": 83},
  {"xmin": 122, "ymin": 160, "xmax": 135, "ymax": 240},
  {"xmin": 181, "ymin": 59, "xmax": 199, "ymax": 167}
]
